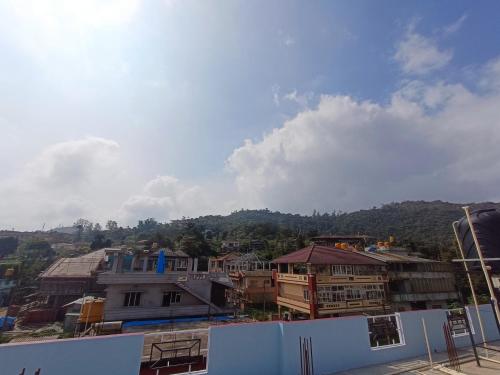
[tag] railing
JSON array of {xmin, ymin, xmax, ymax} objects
[
  {"xmin": 316, "ymin": 275, "xmax": 387, "ymax": 284},
  {"xmin": 277, "ymin": 273, "xmax": 308, "ymax": 284},
  {"xmin": 143, "ymin": 328, "xmax": 209, "ymax": 364}
]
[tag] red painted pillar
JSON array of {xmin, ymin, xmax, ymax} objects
[{"xmin": 307, "ymin": 274, "xmax": 318, "ymax": 319}]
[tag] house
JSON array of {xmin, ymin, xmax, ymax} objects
[
  {"xmin": 223, "ymin": 252, "xmax": 275, "ymax": 309},
  {"xmin": 311, "ymin": 235, "xmax": 458, "ymax": 311},
  {"xmin": 97, "ymin": 248, "xmax": 234, "ymax": 321},
  {"xmin": 39, "ymin": 249, "xmax": 106, "ymax": 308},
  {"xmin": 362, "ymin": 251, "xmax": 458, "ymax": 310},
  {"xmin": 273, "ymin": 245, "xmax": 389, "ymax": 319},
  {"xmin": 208, "ymin": 252, "xmax": 241, "ymax": 273}
]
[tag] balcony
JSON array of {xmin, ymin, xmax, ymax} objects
[
  {"xmin": 316, "ymin": 275, "xmax": 387, "ymax": 284},
  {"xmin": 276, "ymin": 273, "xmax": 308, "ymax": 284}
]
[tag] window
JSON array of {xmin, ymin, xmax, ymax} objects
[
  {"xmin": 446, "ymin": 308, "xmax": 475, "ymax": 337},
  {"xmin": 176, "ymin": 258, "xmax": 188, "ymax": 271},
  {"xmin": 123, "ymin": 292, "xmax": 141, "ymax": 307},
  {"xmin": 303, "ymin": 289, "xmax": 310, "ymax": 302},
  {"xmin": 367, "ymin": 313, "xmax": 405, "ymax": 349},
  {"xmin": 332, "ymin": 265, "xmax": 354, "ymax": 275},
  {"xmin": 162, "ymin": 291, "xmax": 182, "ymax": 307}
]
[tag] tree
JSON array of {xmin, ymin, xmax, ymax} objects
[
  {"xmin": 94, "ymin": 223, "xmax": 102, "ymax": 232},
  {"xmin": 106, "ymin": 220, "xmax": 118, "ymax": 231},
  {"xmin": 90, "ymin": 233, "xmax": 112, "ymax": 250},
  {"xmin": 0, "ymin": 236, "xmax": 18, "ymax": 257}
]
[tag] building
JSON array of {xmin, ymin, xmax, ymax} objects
[
  {"xmin": 223, "ymin": 252, "xmax": 275, "ymax": 309},
  {"xmin": 310, "ymin": 235, "xmax": 458, "ymax": 311},
  {"xmin": 208, "ymin": 252, "xmax": 241, "ymax": 273},
  {"xmin": 97, "ymin": 248, "xmax": 234, "ymax": 321},
  {"xmin": 221, "ymin": 241, "xmax": 240, "ymax": 252},
  {"xmin": 273, "ymin": 245, "xmax": 389, "ymax": 319},
  {"xmin": 362, "ymin": 251, "xmax": 458, "ymax": 310},
  {"xmin": 39, "ymin": 249, "xmax": 106, "ymax": 308}
]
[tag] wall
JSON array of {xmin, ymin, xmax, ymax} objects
[
  {"xmin": 0, "ymin": 333, "xmax": 143, "ymax": 375},
  {"xmin": 104, "ymin": 283, "xmax": 206, "ymax": 320},
  {"xmin": 207, "ymin": 304, "xmax": 500, "ymax": 375}
]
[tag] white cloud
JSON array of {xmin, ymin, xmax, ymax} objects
[
  {"xmin": 283, "ymin": 90, "xmax": 315, "ymax": 108},
  {"xmin": 0, "ymin": 137, "xmax": 123, "ymax": 230},
  {"xmin": 395, "ymin": 25, "xmax": 453, "ymax": 75},
  {"xmin": 443, "ymin": 14, "xmax": 467, "ymax": 36},
  {"xmin": 227, "ymin": 57, "xmax": 500, "ymax": 213},
  {"xmin": 120, "ymin": 175, "xmax": 235, "ymax": 224}
]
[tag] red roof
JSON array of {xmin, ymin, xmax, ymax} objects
[{"xmin": 272, "ymin": 245, "xmax": 385, "ymax": 265}]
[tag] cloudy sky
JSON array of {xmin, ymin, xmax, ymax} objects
[{"xmin": 1, "ymin": 0, "xmax": 500, "ymax": 230}]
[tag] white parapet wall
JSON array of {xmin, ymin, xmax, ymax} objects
[
  {"xmin": 207, "ymin": 304, "xmax": 500, "ymax": 375},
  {"xmin": 0, "ymin": 333, "xmax": 144, "ymax": 375}
]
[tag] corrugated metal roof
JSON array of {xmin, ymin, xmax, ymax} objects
[
  {"xmin": 40, "ymin": 249, "xmax": 105, "ymax": 278},
  {"xmin": 272, "ymin": 245, "xmax": 386, "ymax": 265},
  {"xmin": 361, "ymin": 251, "xmax": 435, "ymax": 263}
]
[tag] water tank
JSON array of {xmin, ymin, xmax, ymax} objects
[{"xmin": 456, "ymin": 209, "xmax": 500, "ymax": 272}]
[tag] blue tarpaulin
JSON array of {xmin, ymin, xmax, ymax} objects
[
  {"xmin": 156, "ymin": 249, "xmax": 165, "ymax": 274},
  {"xmin": 122, "ymin": 315, "xmax": 234, "ymax": 328},
  {"xmin": 0, "ymin": 316, "xmax": 15, "ymax": 330}
]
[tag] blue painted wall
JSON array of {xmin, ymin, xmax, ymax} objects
[
  {"xmin": 207, "ymin": 304, "xmax": 500, "ymax": 375},
  {"xmin": 0, "ymin": 333, "xmax": 144, "ymax": 375}
]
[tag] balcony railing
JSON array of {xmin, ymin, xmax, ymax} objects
[{"xmin": 276, "ymin": 273, "xmax": 308, "ymax": 284}]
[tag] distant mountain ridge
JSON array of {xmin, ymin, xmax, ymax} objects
[{"xmin": 173, "ymin": 200, "xmax": 500, "ymax": 246}]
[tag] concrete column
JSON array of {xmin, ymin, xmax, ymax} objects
[{"xmin": 193, "ymin": 258, "xmax": 198, "ymax": 272}]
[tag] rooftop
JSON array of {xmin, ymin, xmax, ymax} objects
[
  {"xmin": 40, "ymin": 249, "xmax": 105, "ymax": 278},
  {"xmin": 272, "ymin": 245, "xmax": 385, "ymax": 265}
]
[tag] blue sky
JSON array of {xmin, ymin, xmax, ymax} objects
[{"xmin": 1, "ymin": 0, "xmax": 500, "ymax": 230}]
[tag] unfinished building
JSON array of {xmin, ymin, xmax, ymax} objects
[{"xmin": 97, "ymin": 247, "xmax": 234, "ymax": 321}]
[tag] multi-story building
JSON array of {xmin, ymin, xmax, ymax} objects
[
  {"xmin": 273, "ymin": 245, "xmax": 389, "ymax": 319},
  {"xmin": 208, "ymin": 252, "xmax": 241, "ymax": 273},
  {"xmin": 223, "ymin": 252, "xmax": 275, "ymax": 309},
  {"xmin": 362, "ymin": 251, "xmax": 458, "ymax": 310},
  {"xmin": 97, "ymin": 248, "xmax": 234, "ymax": 321},
  {"xmin": 39, "ymin": 249, "xmax": 106, "ymax": 308}
]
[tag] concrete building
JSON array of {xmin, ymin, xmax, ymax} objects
[
  {"xmin": 97, "ymin": 248, "xmax": 234, "ymax": 321},
  {"xmin": 222, "ymin": 252, "xmax": 275, "ymax": 309},
  {"xmin": 39, "ymin": 249, "xmax": 106, "ymax": 308},
  {"xmin": 273, "ymin": 245, "xmax": 389, "ymax": 319},
  {"xmin": 362, "ymin": 251, "xmax": 458, "ymax": 310}
]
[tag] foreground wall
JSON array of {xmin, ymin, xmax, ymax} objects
[
  {"xmin": 207, "ymin": 304, "xmax": 500, "ymax": 375},
  {"xmin": 0, "ymin": 333, "xmax": 144, "ymax": 375}
]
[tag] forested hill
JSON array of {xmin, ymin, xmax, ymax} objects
[{"xmin": 173, "ymin": 200, "xmax": 500, "ymax": 247}]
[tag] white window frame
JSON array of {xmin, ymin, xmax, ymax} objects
[{"xmin": 367, "ymin": 313, "xmax": 405, "ymax": 350}]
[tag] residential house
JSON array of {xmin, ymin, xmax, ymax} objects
[
  {"xmin": 97, "ymin": 248, "xmax": 234, "ymax": 321},
  {"xmin": 273, "ymin": 245, "xmax": 389, "ymax": 319},
  {"xmin": 39, "ymin": 249, "xmax": 106, "ymax": 308},
  {"xmin": 223, "ymin": 252, "xmax": 275, "ymax": 309}
]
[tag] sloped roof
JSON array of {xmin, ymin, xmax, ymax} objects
[
  {"xmin": 361, "ymin": 251, "xmax": 435, "ymax": 263},
  {"xmin": 272, "ymin": 245, "xmax": 385, "ymax": 265},
  {"xmin": 40, "ymin": 249, "xmax": 105, "ymax": 278},
  {"xmin": 212, "ymin": 252, "xmax": 241, "ymax": 261}
]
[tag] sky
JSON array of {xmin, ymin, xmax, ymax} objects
[{"xmin": 1, "ymin": 0, "xmax": 500, "ymax": 230}]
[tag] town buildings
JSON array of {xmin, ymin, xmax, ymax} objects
[
  {"xmin": 273, "ymin": 245, "xmax": 389, "ymax": 319},
  {"xmin": 97, "ymin": 247, "xmax": 234, "ymax": 321},
  {"xmin": 39, "ymin": 249, "xmax": 106, "ymax": 308}
]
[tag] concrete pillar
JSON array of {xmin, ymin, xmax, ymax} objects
[{"xmin": 193, "ymin": 258, "xmax": 198, "ymax": 272}]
